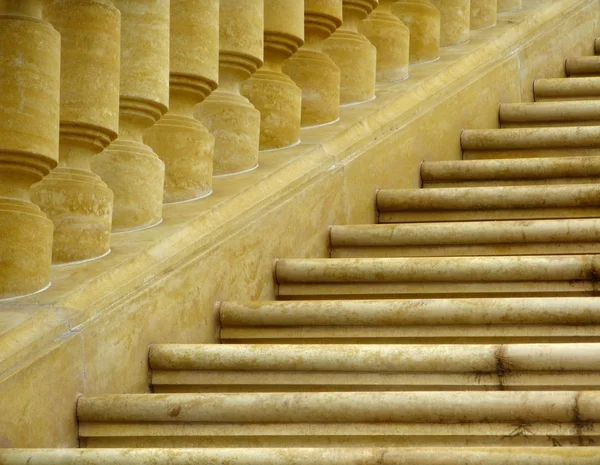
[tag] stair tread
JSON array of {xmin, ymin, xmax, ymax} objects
[{"xmin": 3, "ymin": 448, "xmax": 600, "ymax": 465}]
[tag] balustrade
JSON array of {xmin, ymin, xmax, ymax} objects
[
  {"xmin": 144, "ymin": 0, "xmax": 219, "ymax": 204},
  {"xmin": 359, "ymin": 0, "xmax": 410, "ymax": 83},
  {"xmin": 430, "ymin": 0, "xmax": 470, "ymax": 47},
  {"xmin": 0, "ymin": 0, "xmax": 60, "ymax": 298},
  {"xmin": 195, "ymin": 0, "xmax": 264, "ymax": 175},
  {"xmin": 391, "ymin": 0, "xmax": 441, "ymax": 64},
  {"xmin": 91, "ymin": 0, "xmax": 169, "ymax": 232},
  {"xmin": 282, "ymin": 0, "xmax": 343, "ymax": 127},
  {"xmin": 323, "ymin": 0, "xmax": 378, "ymax": 105},
  {"xmin": 31, "ymin": 0, "xmax": 120, "ymax": 264}
]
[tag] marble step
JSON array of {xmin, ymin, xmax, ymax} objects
[
  {"xmin": 421, "ymin": 156, "xmax": 600, "ymax": 187},
  {"xmin": 534, "ymin": 77, "xmax": 600, "ymax": 101},
  {"xmin": 330, "ymin": 219, "xmax": 600, "ymax": 257},
  {"xmin": 461, "ymin": 126, "xmax": 600, "ymax": 160},
  {"xmin": 150, "ymin": 343, "xmax": 600, "ymax": 392},
  {"xmin": 3, "ymin": 448, "xmax": 600, "ymax": 465},
  {"xmin": 275, "ymin": 255, "xmax": 600, "ymax": 300},
  {"xmin": 566, "ymin": 56, "xmax": 600, "ymax": 76},
  {"xmin": 499, "ymin": 100, "xmax": 600, "ymax": 127},
  {"xmin": 219, "ymin": 298, "xmax": 600, "ymax": 344},
  {"xmin": 78, "ymin": 391, "xmax": 600, "ymax": 447},
  {"xmin": 377, "ymin": 185, "xmax": 600, "ymax": 222}
]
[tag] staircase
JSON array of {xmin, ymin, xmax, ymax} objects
[{"xmin": 3, "ymin": 34, "xmax": 600, "ymax": 465}]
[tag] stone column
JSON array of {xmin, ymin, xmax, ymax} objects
[
  {"xmin": 91, "ymin": 0, "xmax": 169, "ymax": 232},
  {"xmin": 359, "ymin": 0, "xmax": 410, "ymax": 83},
  {"xmin": 430, "ymin": 0, "xmax": 470, "ymax": 47},
  {"xmin": 282, "ymin": 0, "xmax": 342, "ymax": 128},
  {"xmin": 241, "ymin": 0, "xmax": 304, "ymax": 150},
  {"xmin": 195, "ymin": 0, "xmax": 264, "ymax": 176},
  {"xmin": 30, "ymin": 0, "xmax": 120, "ymax": 265},
  {"xmin": 0, "ymin": 0, "xmax": 59, "ymax": 298},
  {"xmin": 497, "ymin": 0, "xmax": 521, "ymax": 12},
  {"xmin": 323, "ymin": 0, "xmax": 378, "ymax": 105},
  {"xmin": 144, "ymin": 0, "xmax": 218, "ymax": 204},
  {"xmin": 392, "ymin": 0, "xmax": 440, "ymax": 64},
  {"xmin": 470, "ymin": 0, "xmax": 497, "ymax": 30}
]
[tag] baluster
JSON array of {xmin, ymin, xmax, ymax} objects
[
  {"xmin": 430, "ymin": 0, "xmax": 470, "ymax": 47},
  {"xmin": 0, "ymin": 0, "xmax": 59, "ymax": 298},
  {"xmin": 323, "ymin": 0, "xmax": 378, "ymax": 105},
  {"xmin": 282, "ymin": 0, "xmax": 343, "ymax": 128},
  {"xmin": 195, "ymin": 0, "xmax": 264, "ymax": 175},
  {"xmin": 91, "ymin": 0, "xmax": 169, "ymax": 232},
  {"xmin": 391, "ymin": 0, "xmax": 441, "ymax": 64},
  {"xmin": 144, "ymin": 0, "xmax": 218, "ymax": 204},
  {"xmin": 471, "ymin": 0, "xmax": 497, "ymax": 30},
  {"xmin": 31, "ymin": 0, "xmax": 120, "ymax": 264},
  {"xmin": 359, "ymin": 0, "xmax": 410, "ymax": 83}
]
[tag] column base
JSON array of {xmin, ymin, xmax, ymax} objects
[
  {"xmin": 323, "ymin": 30, "xmax": 377, "ymax": 105},
  {"xmin": 0, "ymin": 198, "xmax": 53, "ymax": 299},
  {"xmin": 283, "ymin": 49, "xmax": 341, "ymax": 128},
  {"xmin": 471, "ymin": 0, "xmax": 498, "ymax": 30},
  {"xmin": 31, "ymin": 168, "xmax": 113, "ymax": 264},
  {"xmin": 91, "ymin": 140, "xmax": 165, "ymax": 233},
  {"xmin": 195, "ymin": 90, "xmax": 261, "ymax": 176},
  {"xmin": 242, "ymin": 69, "xmax": 302, "ymax": 151},
  {"xmin": 144, "ymin": 114, "xmax": 214, "ymax": 204}
]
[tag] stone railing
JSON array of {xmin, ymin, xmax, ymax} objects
[{"xmin": 0, "ymin": 0, "xmax": 508, "ymax": 300}]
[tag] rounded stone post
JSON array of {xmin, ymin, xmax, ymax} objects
[
  {"xmin": 282, "ymin": 0, "xmax": 342, "ymax": 128},
  {"xmin": 91, "ymin": 0, "xmax": 169, "ymax": 232},
  {"xmin": 144, "ymin": 0, "xmax": 218, "ymax": 204},
  {"xmin": 497, "ymin": 0, "xmax": 521, "ymax": 12},
  {"xmin": 359, "ymin": 0, "xmax": 410, "ymax": 83},
  {"xmin": 195, "ymin": 0, "xmax": 264, "ymax": 176},
  {"xmin": 323, "ymin": 0, "xmax": 378, "ymax": 105},
  {"xmin": 430, "ymin": 0, "xmax": 470, "ymax": 47},
  {"xmin": 241, "ymin": 0, "xmax": 304, "ymax": 150},
  {"xmin": 470, "ymin": 0, "xmax": 497, "ymax": 30},
  {"xmin": 30, "ymin": 0, "xmax": 120, "ymax": 265},
  {"xmin": 0, "ymin": 0, "xmax": 59, "ymax": 298},
  {"xmin": 391, "ymin": 0, "xmax": 441, "ymax": 64}
]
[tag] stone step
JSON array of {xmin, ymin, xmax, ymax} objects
[
  {"xmin": 421, "ymin": 156, "xmax": 600, "ymax": 187},
  {"xmin": 461, "ymin": 126, "xmax": 600, "ymax": 160},
  {"xmin": 150, "ymin": 343, "xmax": 600, "ymax": 392},
  {"xmin": 499, "ymin": 101, "xmax": 600, "ymax": 128},
  {"xmin": 78, "ymin": 391, "xmax": 600, "ymax": 447},
  {"xmin": 3, "ymin": 448, "xmax": 600, "ymax": 465},
  {"xmin": 534, "ymin": 76, "xmax": 600, "ymax": 101},
  {"xmin": 595, "ymin": 37, "xmax": 600, "ymax": 55},
  {"xmin": 219, "ymin": 298, "xmax": 600, "ymax": 344},
  {"xmin": 275, "ymin": 255, "xmax": 600, "ymax": 300},
  {"xmin": 377, "ymin": 185, "xmax": 600, "ymax": 222},
  {"xmin": 330, "ymin": 219, "xmax": 600, "ymax": 257},
  {"xmin": 566, "ymin": 56, "xmax": 600, "ymax": 76}
]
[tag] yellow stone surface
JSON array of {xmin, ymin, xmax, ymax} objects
[
  {"xmin": 359, "ymin": 0, "xmax": 410, "ymax": 83},
  {"xmin": 0, "ymin": 0, "xmax": 59, "ymax": 298},
  {"xmin": 392, "ymin": 0, "xmax": 441, "ymax": 63},
  {"xmin": 323, "ymin": 0, "xmax": 378, "ymax": 105},
  {"xmin": 430, "ymin": 0, "xmax": 470, "ymax": 47},
  {"xmin": 498, "ymin": 0, "xmax": 522, "ymax": 12},
  {"xmin": 195, "ymin": 0, "xmax": 264, "ymax": 175},
  {"xmin": 471, "ymin": 0, "xmax": 498, "ymax": 30},
  {"xmin": 30, "ymin": 0, "xmax": 120, "ymax": 265},
  {"xmin": 144, "ymin": 0, "xmax": 219, "ymax": 204},
  {"xmin": 91, "ymin": 0, "xmax": 169, "ymax": 232},
  {"xmin": 0, "ymin": 0, "xmax": 599, "ymax": 448},
  {"xmin": 282, "ymin": 0, "xmax": 343, "ymax": 127},
  {"xmin": 241, "ymin": 0, "xmax": 305, "ymax": 150}
]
